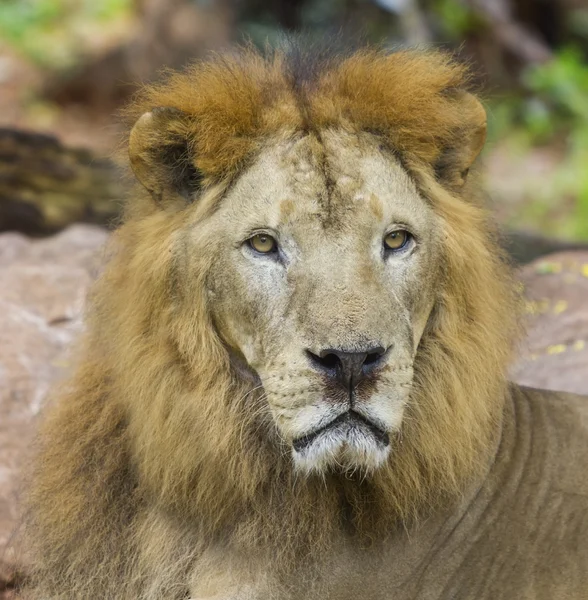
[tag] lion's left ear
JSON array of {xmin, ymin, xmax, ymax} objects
[
  {"xmin": 435, "ymin": 91, "xmax": 487, "ymax": 189},
  {"xmin": 129, "ymin": 107, "xmax": 203, "ymax": 207}
]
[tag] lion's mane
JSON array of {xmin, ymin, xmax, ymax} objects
[{"xmin": 23, "ymin": 43, "xmax": 519, "ymax": 598}]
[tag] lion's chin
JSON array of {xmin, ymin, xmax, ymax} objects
[{"xmin": 291, "ymin": 412, "xmax": 391, "ymax": 475}]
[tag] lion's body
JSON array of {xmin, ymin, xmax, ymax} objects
[
  {"xmin": 23, "ymin": 42, "xmax": 588, "ymax": 599},
  {"xmin": 311, "ymin": 386, "xmax": 588, "ymax": 600}
]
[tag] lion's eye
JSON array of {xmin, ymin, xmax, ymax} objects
[
  {"xmin": 384, "ymin": 230, "xmax": 410, "ymax": 251},
  {"xmin": 248, "ymin": 233, "xmax": 277, "ymax": 254}
]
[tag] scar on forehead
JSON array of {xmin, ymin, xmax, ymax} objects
[
  {"xmin": 369, "ymin": 193, "xmax": 384, "ymax": 220},
  {"xmin": 279, "ymin": 198, "xmax": 296, "ymax": 220},
  {"xmin": 334, "ymin": 174, "xmax": 361, "ymax": 197}
]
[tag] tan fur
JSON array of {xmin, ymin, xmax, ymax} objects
[{"xmin": 23, "ymin": 44, "xmax": 520, "ymax": 599}]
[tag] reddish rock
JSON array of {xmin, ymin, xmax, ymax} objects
[
  {"xmin": 512, "ymin": 251, "xmax": 588, "ymax": 395},
  {"xmin": 0, "ymin": 225, "xmax": 108, "ymax": 593}
]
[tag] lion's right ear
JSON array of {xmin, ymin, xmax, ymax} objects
[{"xmin": 128, "ymin": 107, "xmax": 203, "ymax": 207}]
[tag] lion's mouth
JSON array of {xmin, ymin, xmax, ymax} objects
[{"xmin": 292, "ymin": 410, "xmax": 390, "ymax": 452}]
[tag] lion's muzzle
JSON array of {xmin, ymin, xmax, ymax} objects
[{"xmin": 305, "ymin": 345, "xmax": 389, "ymax": 390}]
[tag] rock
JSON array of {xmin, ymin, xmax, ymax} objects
[
  {"xmin": 0, "ymin": 225, "xmax": 108, "ymax": 594},
  {"xmin": 512, "ymin": 251, "xmax": 588, "ymax": 395},
  {"xmin": 503, "ymin": 229, "xmax": 588, "ymax": 265},
  {"xmin": 0, "ymin": 128, "xmax": 124, "ymax": 235}
]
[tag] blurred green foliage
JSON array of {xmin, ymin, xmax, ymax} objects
[
  {"xmin": 488, "ymin": 46, "xmax": 588, "ymax": 240},
  {"xmin": 0, "ymin": 0, "xmax": 131, "ymax": 68},
  {"xmin": 526, "ymin": 48, "xmax": 588, "ymax": 239},
  {"xmin": 431, "ymin": 0, "xmax": 480, "ymax": 38},
  {"xmin": 524, "ymin": 48, "xmax": 588, "ymax": 137}
]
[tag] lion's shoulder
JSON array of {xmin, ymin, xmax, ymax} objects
[{"xmin": 512, "ymin": 384, "xmax": 588, "ymax": 497}]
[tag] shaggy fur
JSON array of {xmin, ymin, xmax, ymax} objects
[
  {"xmin": 23, "ymin": 43, "xmax": 518, "ymax": 599},
  {"xmin": 122, "ymin": 42, "xmax": 487, "ymax": 208}
]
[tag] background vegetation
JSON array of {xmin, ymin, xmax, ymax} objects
[{"xmin": 1, "ymin": 0, "xmax": 587, "ymax": 239}]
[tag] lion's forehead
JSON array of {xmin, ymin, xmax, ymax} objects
[{"xmin": 220, "ymin": 130, "xmax": 434, "ymax": 242}]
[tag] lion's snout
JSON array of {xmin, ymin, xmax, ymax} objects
[
  {"xmin": 305, "ymin": 345, "xmax": 388, "ymax": 391},
  {"xmin": 269, "ymin": 345, "xmax": 407, "ymax": 474}
]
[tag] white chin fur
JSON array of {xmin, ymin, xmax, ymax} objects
[{"xmin": 292, "ymin": 427, "xmax": 390, "ymax": 475}]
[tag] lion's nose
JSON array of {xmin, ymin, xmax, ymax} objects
[{"xmin": 306, "ymin": 346, "xmax": 387, "ymax": 390}]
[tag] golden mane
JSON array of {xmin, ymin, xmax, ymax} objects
[
  {"xmin": 121, "ymin": 44, "xmax": 485, "ymax": 192},
  {"xmin": 23, "ymin": 43, "xmax": 519, "ymax": 598}
]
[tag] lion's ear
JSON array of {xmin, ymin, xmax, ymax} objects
[
  {"xmin": 129, "ymin": 107, "xmax": 203, "ymax": 207},
  {"xmin": 435, "ymin": 91, "xmax": 487, "ymax": 189}
]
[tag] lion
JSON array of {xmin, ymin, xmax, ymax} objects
[{"xmin": 22, "ymin": 42, "xmax": 588, "ymax": 599}]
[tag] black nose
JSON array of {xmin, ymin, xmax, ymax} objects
[{"xmin": 307, "ymin": 346, "xmax": 387, "ymax": 390}]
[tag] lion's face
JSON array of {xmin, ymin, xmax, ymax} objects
[{"xmin": 202, "ymin": 130, "xmax": 442, "ymax": 474}]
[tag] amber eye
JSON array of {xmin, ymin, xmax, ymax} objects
[
  {"xmin": 384, "ymin": 230, "xmax": 410, "ymax": 251},
  {"xmin": 248, "ymin": 233, "xmax": 277, "ymax": 254}
]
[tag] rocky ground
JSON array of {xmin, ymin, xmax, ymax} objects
[
  {"xmin": 514, "ymin": 251, "xmax": 588, "ymax": 394},
  {"xmin": 0, "ymin": 225, "xmax": 108, "ymax": 597},
  {"xmin": 0, "ymin": 226, "xmax": 586, "ymax": 598}
]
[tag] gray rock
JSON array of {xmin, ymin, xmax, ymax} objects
[
  {"xmin": 0, "ymin": 225, "xmax": 108, "ymax": 591},
  {"xmin": 512, "ymin": 251, "xmax": 588, "ymax": 395}
]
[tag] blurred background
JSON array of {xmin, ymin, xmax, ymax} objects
[{"xmin": 1, "ymin": 0, "xmax": 588, "ymax": 243}]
